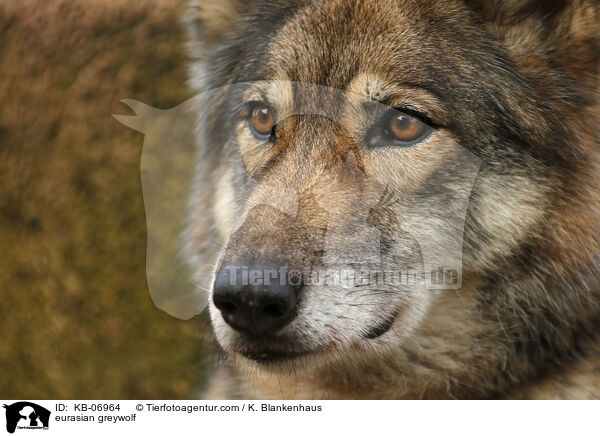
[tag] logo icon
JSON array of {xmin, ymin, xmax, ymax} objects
[{"xmin": 3, "ymin": 402, "xmax": 50, "ymax": 434}]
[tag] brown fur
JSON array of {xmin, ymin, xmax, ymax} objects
[{"xmin": 186, "ymin": 0, "xmax": 600, "ymax": 399}]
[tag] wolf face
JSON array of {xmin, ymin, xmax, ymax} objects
[{"xmin": 185, "ymin": 0, "xmax": 600, "ymax": 398}]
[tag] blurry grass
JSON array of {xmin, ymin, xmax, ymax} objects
[{"xmin": 0, "ymin": 0, "xmax": 212, "ymax": 398}]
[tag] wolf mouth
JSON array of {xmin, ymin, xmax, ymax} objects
[
  {"xmin": 241, "ymin": 348, "xmax": 310, "ymax": 364},
  {"xmin": 235, "ymin": 309, "xmax": 400, "ymax": 363},
  {"xmin": 233, "ymin": 334, "xmax": 315, "ymax": 364}
]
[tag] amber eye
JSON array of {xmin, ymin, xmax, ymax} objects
[
  {"xmin": 249, "ymin": 104, "xmax": 275, "ymax": 139},
  {"xmin": 387, "ymin": 113, "xmax": 427, "ymax": 142},
  {"xmin": 368, "ymin": 109, "xmax": 433, "ymax": 147}
]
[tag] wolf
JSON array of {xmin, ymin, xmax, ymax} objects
[{"xmin": 183, "ymin": 0, "xmax": 600, "ymax": 399}]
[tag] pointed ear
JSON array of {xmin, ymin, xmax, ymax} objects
[
  {"xmin": 466, "ymin": 0, "xmax": 599, "ymax": 95},
  {"xmin": 184, "ymin": 0, "xmax": 248, "ymax": 54}
]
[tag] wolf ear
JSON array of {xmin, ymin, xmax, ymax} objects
[
  {"xmin": 184, "ymin": 0, "xmax": 251, "ymax": 91},
  {"xmin": 184, "ymin": 0, "xmax": 248, "ymax": 51},
  {"xmin": 466, "ymin": 0, "xmax": 599, "ymax": 93}
]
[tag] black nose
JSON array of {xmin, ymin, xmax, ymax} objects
[{"xmin": 213, "ymin": 263, "xmax": 302, "ymax": 335}]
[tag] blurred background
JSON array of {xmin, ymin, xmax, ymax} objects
[{"xmin": 0, "ymin": 0, "xmax": 214, "ymax": 398}]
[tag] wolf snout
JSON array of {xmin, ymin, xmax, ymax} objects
[{"xmin": 213, "ymin": 262, "xmax": 302, "ymax": 335}]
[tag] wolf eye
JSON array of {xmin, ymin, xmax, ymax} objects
[
  {"xmin": 249, "ymin": 103, "xmax": 275, "ymax": 139},
  {"xmin": 389, "ymin": 114, "xmax": 425, "ymax": 141},
  {"xmin": 368, "ymin": 109, "xmax": 433, "ymax": 147}
]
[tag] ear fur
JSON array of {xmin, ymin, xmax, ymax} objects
[
  {"xmin": 466, "ymin": 0, "xmax": 599, "ymax": 96},
  {"xmin": 183, "ymin": 0, "xmax": 250, "ymax": 91},
  {"xmin": 184, "ymin": 0, "xmax": 248, "ymax": 52}
]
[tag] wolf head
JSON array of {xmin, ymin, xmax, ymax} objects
[{"xmin": 185, "ymin": 0, "xmax": 600, "ymax": 398}]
